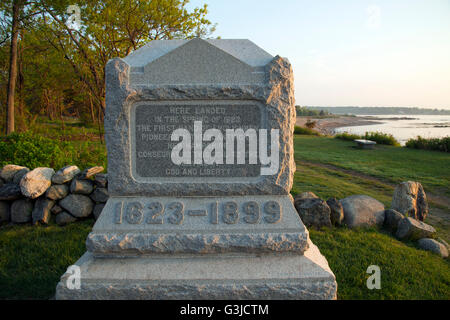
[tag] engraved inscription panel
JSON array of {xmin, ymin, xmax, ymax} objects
[{"xmin": 132, "ymin": 101, "xmax": 263, "ymax": 179}]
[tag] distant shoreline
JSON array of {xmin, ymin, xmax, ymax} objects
[{"xmin": 295, "ymin": 116, "xmax": 382, "ymax": 135}]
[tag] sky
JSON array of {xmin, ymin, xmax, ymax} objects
[{"xmin": 187, "ymin": 0, "xmax": 450, "ymax": 109}]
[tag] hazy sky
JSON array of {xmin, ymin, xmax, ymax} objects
[{"xmin": 188, "ymin": 0, "xmax": 450, "ymax": 109}]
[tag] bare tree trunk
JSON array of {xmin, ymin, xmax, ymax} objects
[{"xmin": 6, "ymin": 0, "xmax": 21, "ymax": 135}]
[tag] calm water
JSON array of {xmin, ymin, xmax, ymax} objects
[{"xmin": 335, "ymin": 115, "xmax": 450, "ymax": 145}]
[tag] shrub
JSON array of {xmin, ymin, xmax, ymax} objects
[
  {"xmin": 364, "ymin": 132, "xmax": 400, "ymax": 146},
  {"xmin": 294, "ymin": 125, "xmax": 321, "ymax": 136},
  {"xmin": 0, "ymin": 132, "xmax": 75, "ymax": 169},
  {"xmin": 405, "ymin": 136, "xmax": 450, "ymax": 152},
  {"xmin": 335, "ymin": 131, "xmax": 400, "ymax": 146},
  {"xmin": 305, "ymin": 120, "xmax": 317, "ymax": 129}
]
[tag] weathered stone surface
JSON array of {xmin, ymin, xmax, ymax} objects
[
  {"xmin": 52, "ymin": 165, "xmax": 81, "ymax": 184},
  {"xmin": 13, "ymin": 168, "xmax": 30, "ymax": 184},
  {"xmin": 0, "ymin": 183, "xmax": 22, "ymax": 200},
  {"xmin": 93, "ymin": 203, "xmax": 105, "ymax": 220},
  {"xmin": 11, "ymin": 199, "xmax": 34, "ymax": 223},
  {"xmin": 94, "ymin": 173, "xmax": 108, "ymax": 188},
  {"xmin": 326, "ymin": 197, "xmax": 344, "ymax": 226},
  {"xmin": 0, "ymin": 164, "xmax": 27, "ymax": 182},
  {"xmin": 80, "ymin": 166, "xmax": 104, "ymax": 179},
  {"xmin": 396, "ymin": 217, "xmax": 436, "ymax": 241},
  {"xmin": 90, "ymin": 188, "xmax": 109, "ymax": 203},
  {"xmin": 32, "ymin": 197, "xmax": 54, "ymax": 225},
  {"xmin": 59, "ymin": 194, "xmax": 93, "ymax": 218},
  {"xmin": 20, "ymin": 167, "xmax": 55, "ymax": 199},
  {"xmin": 296, "ymin": 192, "xmax": 319, "ymax": 199},
  {"xmin": 437, "ymin": 238, "xmax": 449, "ymax": 250},
  {"xmin": 70, "ymin": 179, "xmax": 94, "ymax": 195},
  {"xmin": 0, "ymin": 201, "xmax": 10, "ymax": 223},
  {"xmin": 383, "ymin": 209, "xmax": 404, "ymax": 233},
  {"xmin": 51, "ymin": 204, "xmax": 63, "ymax": 215},
  {"xmin": 46, "ymin": 184, "xmax": 69, "ymax": 200},
  {"xmin": 340, "ymin": 195, "xmax": 385, "ymax": 228},
  {"xmin": 56, "ymin": 239, "xmax": 337, "ymax": 300},
  {"xmin": 391, "ymin": 181, "xmax": 428, "ymax": 221},
  {"xmin": 56, "ymin": 211, "xmax": 77, "ymax": 226},
  {"xmin": 294, "ymin": 197, "xmax": 332, "ymax": 228},
  {"xmin": 417, "ymin": 238, "xmax": 448, "ymax": 258}
]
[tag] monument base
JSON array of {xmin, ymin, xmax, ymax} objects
[{"xmin": 55, "ymin": 239, "xmax": 337, "ymax": 300}]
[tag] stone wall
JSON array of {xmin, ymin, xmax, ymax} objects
[{"xmin": 0, "ymin": 164, "xmax": 109, "ymax": 226}]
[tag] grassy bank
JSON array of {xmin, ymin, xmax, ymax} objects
[{"xmin": 0, "ymin": 131, "xmax": 449, "ymax": 299}]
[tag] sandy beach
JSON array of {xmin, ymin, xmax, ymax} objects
[{"xmin": 296, "ymin": 116, "xmax": 383, "ymax": 135}]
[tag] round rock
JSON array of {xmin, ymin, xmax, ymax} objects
[
  {"xmin": 396, "ymin": 217, "xmax": 436, "ymax": 241},
  {"xmin": 0, "ymin": 164, "xmax": 28, "ymax": 182},
  {"xmin": 11, "ymin": 199, "xmax": 34, "ymax": 223},
  {"xmin": 326, "ymin": 197, "xmax": 344, "ymax": 226},
  {"xmin": 70, "ymin": 179, "xmax": 94, "ymax": 195},
  {"xmin": 52, "ymin": 165, "xmax": 81, "ymax": 184},
  {"xmin": 0, "ymin": 183, "xmax": 22, "ymax": 201},
  {"xmin": 417, "ymin": 238, "xmax": 448, "ymax": 258},
  {"xmin": 383, "ymin": 209, "xmax": 404, "ymax": 233},
  {"xmin": 59, "ymin": 194, "xmax": 94, "ymax": 218},
  {"xmin": 46, "ymin": 184, "xmax": 69, "ymax": 200},
  {"xmin": 340, "ymin": 195, "xmax": 385, "ymax": 228},
  {"xmin": 13, "ymin": 168, "xmax": 30, "ymax": 184},
  {"xmin": 56, "ymin": 211, "xmax": 78, "ymax": 226},
  {"xmin": 90, "ymin": 188, "xmax": 109, "ymax": 203},
  {"xmin": 20, "ymin": 167, "xmax": 55, "ymax": 199}
]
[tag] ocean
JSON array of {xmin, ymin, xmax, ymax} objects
[{"xmin": 334, "ymin": 115, "xmax": 450, "ymax": 145}]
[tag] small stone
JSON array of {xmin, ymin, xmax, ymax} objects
[
  {"xmin": 11, "ymin": 198, "xmax": 34, "ymax": 223},
  {"xmin": 56, "ymin": 211, "xmax": 77, "ymax": 226},
  {"xmin": 0, "ymin": 201, "xmax": 10, "ymax": 223},
  {"xmin": 13, "ymin": 168, "xmax": 30, "ymax": 184},
  {"xmin": 93, "ymin": 203, "xmax": 105, "ymax": 220},
  {"xmin": 383, "ymin": 209, "xmax": 404, "ymax": 233},
  {"xmin": 80, "ymin": 166, "xmax": 104, "ymax": 179},
  {"xmin": 90, "ymin": 188, "xmax": 109, "ymax": 203},
  {"xmin": 0, "ymin": 164, "xmax": 28, "ymax": 182},
  {"xmin": 46, "ymin": 184, "xmax": 69, "ymax": 200},
  {"xmin": 391, "ymin": 181, "xmax": 428, "ymax": 221},
  {"xmin": 51, "ymin": 204, "xmax": 63, "ymax": 215},
  {"xmin": 32, "ymin": 197, "xmax": 54, "ymax": 225},
  {"xmin": 0, "ymin": 183, "xmax": 22, "ymax": 201},
  {"xmin": 294, "ymin": 197, "xmax": 332, "ymax": 228},
  {"xmin": 59, "ymin": 194, "xmax": 94, "ymax": 218},
  {"xmin": 396, "ymin": 217, "xmax": 436, "ymax": 241},
  {"xmin": 417, "ymin": 238, "xmax": 448, "ymax": 258},
  {"xmin": 94, "ymin": 173, "xmax": 108, "ymax": 188},
  {"xmin": 20, "ymin": 167, "xmax": 55, "ymax": 199},
  {"xmin": 52, "ymin": 165, "xmax": 81, "ymax": 184},
  {"xmin": 340, "ymin": 195, "xmax": 385, "ymax": 228},
  {"xmin": 326, "ymin": 197, "xmax": 344, "ymax": 226},
  {"xmin": 70, "ymin": 179, "xmax": 94, "ymax": 195}
]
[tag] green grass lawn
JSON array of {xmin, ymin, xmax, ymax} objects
[{"xmin": 0, "ymin": 132, "xmax": 449, "ymax": 299}]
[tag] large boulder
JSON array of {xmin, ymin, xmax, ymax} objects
[
  {"xmin": 294, "ymin": 196, "xmax": 332, "ymax": 228},
  {"xmin": 90, "ymin": 188, "xmax": 109, "ymax": 203},
  {"xmin": 20, "ymin": 167, "xmax": 55, "ymax": 199},
  {"xmin": 0, "ymin": 201, "xmax": 10, "ymax": 223},
  {"xmin": 340, "ymin": 195, "xmax": 385, "ymax": 228},
  {"xmin": 52, "ymin": 165, "xmax": 81, "ymax": 184},
  {"xmin": 391, "ymin": 181, "xmax": 428, "ymax": 221},
  {"xmin": 32, "ymin": 197, "xmax": 54, "ymax": 225},
  {"xmin": 10, "ymin": 199, "xmax": 34, "ymax": 223},
  {"xmin": 396, "ymin": 217, "xmax": 436, "ymax": 241},
  {"xmin": 0, "ymin": 183, "xmax": 22, "ymax": 201},
  {"xmin": 326, "ymin": 197, "xmax": 344, "ymax": 226},
  {"xmin": 12, "ymin": 167, "xmax": 30, "ymax": 184},
  {"xmin": 383, "ymin": 209, "xmax": 404, "ymax": 233},
  {"xmin": 46, "ymin": 184, "xmax": 69, "ymax": 200},
  {"xmin": 59, "ymin": 194, "xmax": 94, "ymax": 218},
  {"xmin": 56, "ymin": 211, "xmax": 77, "ymax": 226},
  {"xmin": 0, "ymin": 165, "xmax": 28, "ymax": 182},
  {"xmin": 70, "ymin": 179, "xmax": 94, "ymax": 195},
  {"xmin": 295, "ymin": 192, "xmax": 319, "ymax": 200},
  {"xmin": 417, "ymin": 238, "xmax": 448, "ymax": 258}
]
